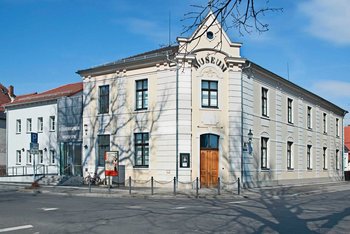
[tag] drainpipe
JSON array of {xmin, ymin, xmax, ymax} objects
[{"xmin": 240, "ymin": 61, "xmax": 251, "ymax": 187}]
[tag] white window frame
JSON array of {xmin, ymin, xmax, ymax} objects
[
  {"xmin": 49, "ymin": 116, "xmax": 55, "ymax": 132},
  {"xmin": 39, "ymin": 150, "xmax": 44, "ymax": 164},
  {"xmin": 26, "ymin": 118, "xmax": 32, "ymax": 133},
  {"xmin": 336, "ymin": 149, "xmax": 340, "ymax": 170},
  {"xmin": 38, "ymin": 117, "xmax": 43, "ymax": 132},
  {"xmin": 261, "ymin": 87, "xmax": 268, "ymax": 117},
  {"xmin": 26, "ymin": 150, "xmax": 32, "ymax": 165},
  {"xmin": 307, "ymin": 145, "xmax": 312, "ymax": 170},
  {"xmin": 323, "ymin": 113, "xmax": 327, "ymax": 134},
  {"xmin": 323, "ymin": 147, "xmax": 327, "ymax": 170},
  {"xmin": 336, "ymin": 118, "xmax": 339, "ymax": 137},
  {"xmin": 16, "ymin": 150, "xmax": 22, "ymax": 164},
  {"xmin": 261, "ymin": 137, "xmax": 269, "ymax": 170},
  {"xmin": 287, "ymin": 141, "xmax": 294, "ymax": 170},
  {"xmin": 287, "ymin": 98, "xmax": 293, "ymax": 124},
  {"xmin": 50, "ymin": 150, "xmax": 55, "ymax": 164},
  {"xmin": 307, "ymin": 106, "xmax": 312, "ymax": 129},
  {"xmin": 16, "ymin": 119, "xmax": 21, "ymax": 134}
]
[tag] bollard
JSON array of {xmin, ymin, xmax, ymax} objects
[
  {"xmin": 173, "ymin": 177, "xmax": 176, "ymax": 196},
  {"xmin": 196, "ymin": 177, "xmax": 199, "ymax": 198},
  {"xmin": 151, "ymin": 176, "xmax": 154, "ymax": 195},
  {"xmin": 238, "ymin": 177, "xmax": 240, "ymax": 195},
  {"xmin": 89, "ymin": 180, "xmax": 91, "ymax": 193},
  {"xmin": 218, "ymin": 177, "xmax": 221, "ymax": 195},
  {"xmin": 129, "ymin": 176, "xmax": 132, "ymax": 195}
]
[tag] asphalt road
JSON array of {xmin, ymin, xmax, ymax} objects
[{"xmin": 0, "ymin": 185, "xmax": 350, "ymax": 233}]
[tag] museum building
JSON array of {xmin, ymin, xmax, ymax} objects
[{"xmin": 77, "ymin": 13, "xmax": 347, "ymax": 187}]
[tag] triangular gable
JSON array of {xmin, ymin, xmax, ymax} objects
[{"xmin": 177, "ymin": 11, "xmax": 241, "ymax": 58}]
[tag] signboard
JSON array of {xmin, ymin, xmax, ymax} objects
[
  {"xmin": 105, "ymin": 151, "xmax": 118, "ymax": 176},
  {"xmin": 31, "ymin": 132, "xmax": 38, "ymax": 143},
  {"xmin": 30, "ymin": 142, "xmax": 39, "ymax": 155}
]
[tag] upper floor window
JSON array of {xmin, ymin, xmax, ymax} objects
[
  {"xmin": 261, "ymin": 137, "xmax": 268, "ymax": 169},
  {"xmin": 26, "ymin": 118, "xmax": 32, "ymax": 133},
  {"xmin": 49, "ymin": 116, "xmax": 55, "ymax": 132},
  {"xmin": 201, "ymin": 80, "xmax": 218, "ymax": 108},
  {"xmin": 307, "ymin": 145, "xmax": 312, "ymax": 170},
  {"xmin": 307, "ymin": 106, "xmax": 312, "ymax": 129},
  {"xmin": 287, "ymin": 98, "xmax": 293, "ymax": 124},
  {"xmin": 99, "ymin": 85, "xmax": 109, "ymax": 114},
  {"xmin": 135, "ymin": 133, "xmax": 149, "ymax": 167},
  {"xmin": 287, "ymin": 141, "xmax": 293, "ymax": 170},
  {"xmin": 262, "ymin": 88, "xmax": 268, "ymax": 117},
  {"xmin": 98, "ymin": 135, "xmax": 110, "ymax": 166},
  {"xmin": 336, "ymin": 118, "xmax": 339, "ymax": 137},
  {"xmin": 136, "ymin": 79, "xmax": 148, "ymax": 110},
  {"xmin": 16, "ymin": 119, "xmax": 21, "ymax": 133},
  {"xmin": 323, "ymin": 113, "xmax": 327, "ymax": 134},
  {"xmin": 38, "ymin": 117, "xmax": 43, "ymax": 132}
]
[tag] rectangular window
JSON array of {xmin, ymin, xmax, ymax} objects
[
  {"xmin": 262, "ymin": 88, "xmax": 268, "ymax": 117},
  {"xmin": 307, "ymin": 106, "xmax": 312, "ymax": 129},
  {"xmin": 323, "ymin": 147, "xmax": 327, "ymax": 170},
  {"xmin": 50, "ymin": 150, "xmax": 56, "ymax": 164},
  {"xmin": 16, "ymin": 119, "xmax": 21, "ymax": 133},
  {"xmin": 323, "ymin": 113, "xmax": 327, "ymax": 133},
  {"xmin": 39, "ymin": 150, "xmax": 44, "ymax": 164},
  {"xmin": 261, "ymin": 137, "xmax": 268, "ymax": 169},
  {"xmin": 27, "ymin": 150, "xmax": 32, "ymax": 164},
  {"xmin": 16, "ymin": 150, "xmax": 22, "ymax": 164},
  {"xmin": 201, "ymin": 80, "xmax": 218, "ymax": 108},
  {"xmin": 49, "ymin": 116, "xmax": 55, "ymax": 131},
  {"xmin": 287, "ymin": 98, "xmax": 293, "ymax": 124},
  {"xmin": 38, "ymin": 117, "xmax": 43, "ymax": 132},
  {"xmin": 26, "ymin": 118, "xmax": 32, "ymax": 132},
  {"xmin": 336, "ymin": 118, "xmax": 339, "ymax": 137},
  {"xmin": 336, "ymin": 149, "xmax": 340, "ymax": 170},
  {"xmin": 307, "ymin": 145, "xmax": 312, "ymax": 170},
  {"xmin": 98, "ymin": 135, "xmax": 110, "ymax": 166},
  {"xmin": 135, "ymin": 80, "xmax": 148, "ymax": 110},
  {"xmin": 99, "ymin": 85, "xmax": 110, "ymax": 114},
  {"xmin": 287, "ymin": 141, "xmax": 293, "ymax": 169},
  {"xmin": 135, "ymin": 133, "xmax": 149, "ymax": 167}
]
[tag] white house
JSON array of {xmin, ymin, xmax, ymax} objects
[
  {"xmin": 5, "ymin": 83, "xmax": 83, "ymax": 179},
  {"xmin": 77, "ymin": 13, "xmax": 347, "ymax": 188}
]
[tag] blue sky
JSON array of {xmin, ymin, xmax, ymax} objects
[{"xmin": 1, "ymin": 0, "xmax": 350, "ymax": 122}]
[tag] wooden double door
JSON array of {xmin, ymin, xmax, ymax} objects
[{"xmin": 200, "ymin": 149, "xmax": 219, "ymax": 188}]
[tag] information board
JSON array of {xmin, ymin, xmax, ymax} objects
[{"xmin": 104, "ymin": 151, "xmax": 118, "ymax": 176}]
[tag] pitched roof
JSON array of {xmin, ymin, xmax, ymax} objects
[
  {"xmin": 5, "ymin": 82, "xmax": 83, "ymax": 108},
  {"xmin": 0, "ymin": 84, "xmax": 11, "ymax": 112},
  {"xmin": 77, "ymin": 45, "xmax": 179, "ymax": 77}
]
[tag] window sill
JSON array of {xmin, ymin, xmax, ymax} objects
[
  {"xmin": 261, "ymin": 168, "xmax": 270, "ymax": 171},
  {"xmin": 133, "ymin": 166, "xmax": 149, "ymax": 169},
  {"xmin": 98, "ymin": 112, "xmax": 110, "ymax": 115},
  {"xmin": 307, "ymin": 128, "xmax": 312, "ymax": 131},
  {"xmin": 261, "ymin": 116, "xmax": 270, "ymax": 120},
  {"xmin": 287, "ymin": 168, "xmax": 294, "ymax": 171},
  {"xmin": 287, "ymin": 122, "xmax": 294, "ymax": 126},
  {"xmin": 307, "ymin": 168, "xmax": 312, "ymax": 171},
  {"xmin": 323, "ymin": 168, "xmax": 328, "ymax": 171},
  {"xmin": 16, "ymin": 132, "xmax": 21, "ymax": 135},
  {"xmin": 323, "ymin": 132, "xmax": 327, "ymax": 135}
]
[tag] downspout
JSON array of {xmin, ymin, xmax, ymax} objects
[{"xmin": 241, "ymin": 62, "xmax": 251, "ymax": 187}]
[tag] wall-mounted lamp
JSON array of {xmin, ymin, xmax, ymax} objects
[
  {"xmin": 243, "ymin": 129, "xmax": 253, "ymax": 154},
  {"xmin": 84, "ymin": 124, "xmax": 88, "ymax": 136},
  {"xmin": 84, "ymin": 145, "xmax": 88, "ymax": 149},
  {"xmin": 44, "ymin": 148, "xmax": 47, "ymax": 152},
  {"xmin": 22, "ymin": 148, "xmax": 25, "ymax": 152}
]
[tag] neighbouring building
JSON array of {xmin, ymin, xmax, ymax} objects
[
  {"xmin": 0, "ymin": 84, "xmax": 14, "ymax": 175},
  {"xmin": 344, "ymin": 126, "xmax": 350, "ymax": 171},
  {"xmin": 77, "ymin": 13, "xmax": 347, "ymax": 188},
  {"xmin": 5, "ymin": 82, "xmax": 83, "ymax": 178}
]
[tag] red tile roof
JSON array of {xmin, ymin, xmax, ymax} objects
[
  {"xmin": 5, "ymin": 82, "xmax": 83, "ymax": 107},
  {"xmin": 0, "ymin": 84, "xmax": 11, "ymax": 112}
]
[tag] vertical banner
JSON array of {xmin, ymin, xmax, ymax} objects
[{"xmin": 105, "ymin": 151, "xmax": 119, "ymax": 176}]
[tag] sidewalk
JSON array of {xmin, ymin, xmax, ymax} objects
[{"xmin": 1, "ymin": 181, "xmax": 349, "ymax": 199}]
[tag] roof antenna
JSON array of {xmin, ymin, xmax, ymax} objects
[{"xmin": 287, "ymin": 62, "xmax": 290, "ymax": 81}]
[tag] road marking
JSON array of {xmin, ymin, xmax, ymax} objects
[
  {"xmin": 173, "ymin": 206, "xmax": 187, "ymax": 210},
  {"xmin": 41, "ymin": 208, "xmax": 59, "ymax": 211},
  {"xmin": 227, "ymin": 201, "xmax": 248, "ymax": 204},
  {"xmin": 0, "ymin": 225, "xmax": 33, "ymax": 233},
  {"xmin": 126, "ymin": 206, "xmax": 142, "ymax": 209}
]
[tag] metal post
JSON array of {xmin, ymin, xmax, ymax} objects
[
  {"xmin": 238, "ymin": 178, "xmax": 241, "ymax": 195},
  {"xmin": 173, "ymin": 177, "xmax": 176, "ymax": 196},
  {"xmin": 196, "ymin": 177, "xmax": 199, "ymax": 199},
  {"xmin": 89, "ymin": 179, "xmax": 91, "ymax": 193},
  {"xmin": 108, "ymin": 176, "xmax": 111, "ymax": 193},
  {"xmin": 151, "ymin": 176, "xmax": 154, "ymax": 195},
  {"xmin": 129, "ymin": 176, "xmax": 131, "ymax": 195},
  {"xmin": 218, "ymin": 177, "xmax": 221, "ymax": 195}
]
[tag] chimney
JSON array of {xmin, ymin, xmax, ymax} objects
[{"xmin": 8, "ymin": 85, "xmax": 15, "ymax": 101}]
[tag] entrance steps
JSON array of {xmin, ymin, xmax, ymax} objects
[{"xmin": 37, "ymin": 175, "xmax": 84, "ymax": 186}]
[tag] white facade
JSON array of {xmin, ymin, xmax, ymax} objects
[
  {"xmin": 6, "ymin": 101, "xmax": 59, "ymax": 175},
  {"xmin": 78, "ymin": 13, "xmax": 346, "ymax": 188}
]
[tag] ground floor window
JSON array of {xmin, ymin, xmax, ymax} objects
[
  {"xmin": 26, "ymin": 150, "xmax": 32, "ymax": 164},
  {"xmin": 287, "ymin": 142, "xmax": 293, "ymax": 170},
  {"xmin": 261, "ymin": 137, "xmax": 268, "ymax": 169},
  {"xmin": 98, "ymin": 135, "xmax": 110, "ymax": 166},
  {"xmin": 307, "ymin": 145, "xmax": 312, "ymax": 170},
  {"xmin": 16, "ymin": 150, "xmax": 22, "ymax": 164},
  {"xmin": 323, "ymin": 147, "xmax": 327, "ymax": 170},
  {"xmin": 134, "ymin": 133, "xmax": 149, "ymax": 167},
  {"xmin": 336, "ymin": 149, "xmax": 339, "ymax": 170},
  {"xmin": 50, "ymin": 150, "xmax": 56, "ymax": 164}
]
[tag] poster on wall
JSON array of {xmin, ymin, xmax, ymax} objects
[{"xmin": 105, "ymin": 151, "xmax": 119, "ymax": 176}]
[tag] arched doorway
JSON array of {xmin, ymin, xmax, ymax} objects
[{"xmin": 200, "ymin": 134, "xmax": 219, "ymax": 188}]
